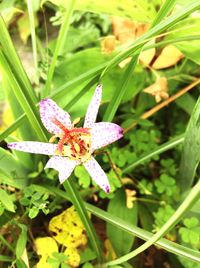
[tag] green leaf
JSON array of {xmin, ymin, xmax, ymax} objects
[
  {"xmin": 103, "ymin": 54, "xmax": 138, "ymax": 122},
  {"xmin": 0, "ymin": 189, "xmax": 15, "ymax": 212},
  {"xmin": 42, "ymin": 0, "xmax": 158, "ymax": 22},
  {"xmin": 107, "ymin": 189, "xmax": 138, "ymax": 256},
  {"xmin": 167, "ymin": 17, "xmax": 200, "ymax": 64},
  {"xmin": 0, "ymin": 147, "xmax": 27, "ymax": 178},
  {"xmin": 16, "ymin": 258, "xmax": 28, "ymax": 268},
  {"xmin": 63, "ymin": 179, "xmax": 102, "ymax": 263},
  {"xmin": 16, "ymin": 224, "xmax": 28, "ymax": 259},
  {"xmin": 101, "ymin": 1, "xmax": 200, "ymax": 76},
  {"xmin": 123, "ymin": 134, "xmax": 184, "ymax": 174},
  {"xmin": 105, "ymin": 180, "xmax": 200, "ymax": 266},
  {"xmin": 43, "ymin": 184, "xmax": 200, "ymax": 263},
  {"xmin": 0, "ymin": 15, "xmax": 37, "ymax": 102},
  {"xmin": 0, "ymin": 50, "xmax": 47, "ymax": 142},
  {"xmin": 26, "ymin": 0, "xmax": 38, "ymax": 79},
  {"xmin": 43, "ymin": 0, "xmax": 76, "ymax": 96},
  {"xmin": 179, "ymin": 96, "xmax": 200, "ymax": 192}
]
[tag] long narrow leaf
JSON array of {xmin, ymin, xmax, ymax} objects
[
  {"xmin": 43, "ymin": 0, "xmax": 76, "ymax": 96},
  {"xmin": 179, "ymin": 96, "xmax": 200, "ymax": 192},
  {"xmin": 1, "ymin": 34, "xmax": 200, "ymax": 141},
  {"xmin": 101, "ymin": 0, "xmax": 200, "ymax": 77},
  {"xmin": 0, "ymin": 15, "xmax": 37, "ymax": 102},
  {"xmin": 63, "ymin": 179, "xmax": 102, "ymax": 263},
  {"xmin": 0, "ymin": 51, "xmax": 47, "ymax": 142},
  {"xmin": 123, "ymin": 134, "xmax": 184, "ymax": 173},
  {"xmin": 26, "ymin": 0, "xmax": 38, "ymax": 79},
  {"xmin": 103, "ymin": 0, "xmax": 178, "ymax": 122},
  {"xmin": 105, "ymin": 180, "xmax": 200, "ymax": 266},
  {"xmin": 43, "ymin": 184, "xmax": 200, "ymax": 263},
  {"xmin": 103, "ymin": 54, "xmax": 138, "ymax": 122}
]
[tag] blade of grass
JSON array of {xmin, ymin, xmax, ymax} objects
[
  {"xmin": 26, "ymin": 0, "xmax": 38, "ymax": 82},
  {"xmin": 123, "ymin": 134, "xmax": 184, "ymax": 173},
  {"xmin": 43, "ymin": 0, "xmax": 76, "ymax": 97},
  {"xmin": 179, "ymin": 96, "xmax": 200, "ymax": 192},
  {"xmin": 151, "ymin": 0, "xmax": 176, "ymax": 28},
  {"xmin": 43, "ymin": 184, "xmax": 200, "ymax": 263},
  {"xmin": 0, "ymin": 51, "xmax": 47, "ymax": 142},
  {"xmin": 2, "ymin": 34, "xmax": 200, "ymax": 141},
  {"xmin": 103, "ymin": 54, "xmax": 138, "ymax": 121},
  {"xmin": 64, "ymin": 76, "xmax": 100, "ymax": 110},
  {"xmin": 0, "ymin": 15, "xmax": 37, "ymax": 102},
  {"xmin": 0, "ymin": 235, "xmax": 15, "ymax": 253},
  {"xmin": 63, "ymin": 179, "xmax": 102, "ymax": 263},
  {"xmin": 101, "ymin": 0, "xmax": 200, "ymax": 77},
  {"xmin": 104, "ymin": 180, "xmax": 200, "ymax": 266},
  {"xmin": 103, "ymin": 0, "xmax": 177, "ymax": 122}
]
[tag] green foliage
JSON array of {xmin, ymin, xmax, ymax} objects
[
  {"xmin": 155, "ymin": 174, "xmax": 177, "ymax": 196},
  {"xmin": 47, "ymin": 252, "xmax": 70, "ymax": 268},
  {"xmin": 107, "ymin": 189, "xmax": 138, "ymax": 256},
  {"xmin": 153, "ymin": 204, "xmax": 175, "ymax": 231},
  {"xmin": 74, "ymin": 165, "xmax": 91, "ymax": 188},
  {"xmin": 179, "ymin": 217, "xmax": 200, "ymax": 247},
  {"xmin": 1, "ymin": 0, "xmax": 200, "ymax": 267},
  {"xmin": 20, "ymin": 186, "xmax": 50, "ymax": 218}
]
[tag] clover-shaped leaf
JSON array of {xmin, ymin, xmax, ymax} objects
[
  {"xmin": 161, "ymin": 158, "xmax": 177, "ymax": 176},
  {"xmin": 138, "ymin": 179, "xmax": 153, "ymax": 195},
  {"xmin": 155, "ymin": 174, "xmax": 177, "ymax": 196},
  {"xmin": 179, "ymin": 217, "xmax": 200, "ymax": 247}
]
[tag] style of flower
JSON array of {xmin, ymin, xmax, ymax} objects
[{"xmin": 8, "ymin": 85, "xmax": 123, "ymax": 192}]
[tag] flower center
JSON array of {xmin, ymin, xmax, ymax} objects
[{"xmin": 51, "ymin": 117, "xmax": 91, "ymax": 162}]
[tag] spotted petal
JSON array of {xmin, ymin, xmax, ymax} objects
[
  {"xmin": 45, "ymin": 156, "xmax": 78, "ymax": 183},
  {"xmin": 40, "ymin": 98, "xmax": 72, "ymax": 134},
  {"xmin": 84, "ymin": 84, "xmax": 102, "ymax": 128},
  {"xmin": 83, "ymin": 156, "xmax": 110, "ymax": 193},
  {"xmin": 8, "ymin": 142, "xmax": 58, "ymax": 155},
  {"xmin": 90, "ymin": 122, "xmax": 123, "ymax": 151}
]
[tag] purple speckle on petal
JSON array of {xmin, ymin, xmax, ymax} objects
[{"xmin": 105, "ymin": 185, "xmax": 110, "ymax": 193}]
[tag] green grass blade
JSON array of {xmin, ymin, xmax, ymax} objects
[
  {"xmin": 2, "ymin": 32, "xmax": 199, "ymax": 141},
  {"xmin": 43, "ymin": 0, "xmax": 76, "ymax": 97},
  {"xmin": 103, "ymin": 0, "xmax": 178, "ymax": 122},
  {"xmin": 0, "ymin": 15, "xmax": 37, "ymax": 102},
  {"xmin": 63, "ymin": 76, "xmax": 100, "ymax": 110},
  {"xmin": 151, "ymin": 0, "xmax": 176, "ymax": 28},
  {"xmin": 123, "ymin": 134, "xmax": 184, "ymax": 174},
  {"xmin": 101, "ymin": 0, "xmax": 200, "ymax": 77},
  {"xmin": 63, "ymin": 179, "xmax": 102, "ymax": 263},
  {"xmin": 103, "ymin": 55, "xmax": 138, "ymax": 121},
  {"xmin": 52, "ymin": 62, "xmax": 106, "ymax": 101},
  {"xmin": 43, "ymin": 184, "xmax": 200, "ymax": 263},
  {"xmin": 179, "ymin": 96, "xmax": 200, "ymax": 192},
  {"xmin": 0, "ymin": 51, "xmax": 47, "ymax": 142},
  {"xmin": 26, "ymin": 0, "xmax": 38, "ymax": 81},
  {"xmin": 105, "ymin": 180, "xmax": 200, "ymax": 266},
  {"xmin": 85, "ymin": 204, "xmax": 200, "ymax": 264}
]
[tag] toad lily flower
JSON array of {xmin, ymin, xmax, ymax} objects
[{"xmin": 8, "ymin": 85, "xmax": 123, "ymax": 192}]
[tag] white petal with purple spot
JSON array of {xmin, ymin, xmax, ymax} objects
[
  {"xmin": 40, "ymin": 98, "xmax": 72, "ymax": 134},
  {"xmin": 90, "ymin": 122, "xmax": 123, "ymax": 151},
  {"xmin": 84, "ymin": 84, "xmax": 102, "ymax": 128},
  {"xmin": 8, "ymin": 142, "xmax": 58, "ymax": 155},
  {"xmin": 83, "ymin": 156, "xmax": 110, "ymax": 193},
  {"xmin": 45, "ymin": 156, "xmax": 78, "ymax": 183}
]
